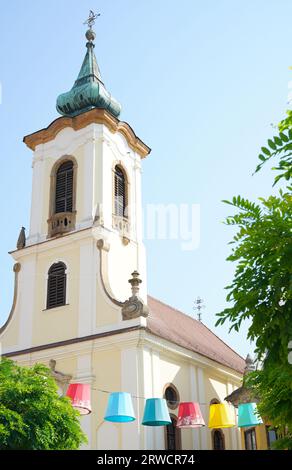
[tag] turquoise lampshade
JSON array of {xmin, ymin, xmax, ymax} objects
[
  {"xmin": 104, "ymin": 392, "xmax": 135, "ymax": 423},
  {"xmin": 142, "ymin": 398, "xmax": 172, "ymax": 426},
  {"xmin": 238, "ymin": 403, "xmax": 263, "ymax": 428}
]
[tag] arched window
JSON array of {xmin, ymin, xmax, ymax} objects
[
  {"xmin": 46, "ymin": 262, "xmax": 67, "ymax": 309},
  {"xmin": 55, "ymin": 161, "xmax": 74, "ymax": 213},
  {"xmin": 114, "ymin": 166, "xmax": 127, "ymax": 218},
  {"xmin": 212, "ymin": 429, "xmax": 225, "ymax": 450},
  {"xmin": 210, "ymin": 398, "xmax": 220, "ymax": 405},
  {"xmin": 164, "ymin": 384, "xmax": 179, "ymax": 410},
  {"xmin": 48, "ymin": 158, "xmax": 77, "ymax": 237},
  {"xmin": 165, "ymin": 415, "xmax": 181, "ymax": 450}
]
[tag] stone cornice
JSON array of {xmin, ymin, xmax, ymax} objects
[
  {"xmin": 3, "ymin": 325, "xmax": 144, "ymax": 359},
  {"xmin": 23, "ymin": 108, "xmax": 151, "ymax": 159}
]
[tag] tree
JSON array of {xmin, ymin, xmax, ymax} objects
[
  {"xmin": 216, "ymin": 110, "xmax": 292, "ymax": 449},
  {"xmin": 0, "ymin": 358, "xmax": 87, "ymax": 450}
]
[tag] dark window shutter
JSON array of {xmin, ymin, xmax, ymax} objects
[
  {"xmin": 55, "ymin": 161, "xmax": 74, "ymax": 213},
  {"xmin": 46, "ymin": 262, "xmax": 67, "ymax": 309},
  {"xmin": 114, "ymin": 166, "xmax": 126, "ymax": 217}
]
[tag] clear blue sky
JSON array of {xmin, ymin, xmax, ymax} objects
[{"xmin": 0, "ymin": 0, "xmax": 291, "ymax": 358}]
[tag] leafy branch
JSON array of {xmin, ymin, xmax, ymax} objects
[{"xmin": 255, "ymin": 113, "xmax": 292, "ymax": 186}]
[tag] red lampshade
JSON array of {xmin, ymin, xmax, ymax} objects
[
  {"xmin": 66, "ymin": 383, "xmax": 92, "ymax": 415},
  {"xmin": 177, "ymin": 402, "xmax": 205, "ymax": 428}
]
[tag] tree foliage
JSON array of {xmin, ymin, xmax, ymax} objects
[
  {"xmin": 0, "ymin": 358, "xmax": 87, "ymax": 450},
  {"xmin": 255, "ymin": 111, "xmax": 292, "ymax": 186},
  {"xmin": 216, "ymin": 191, "xmax": 292, "ymax": 362},
  {"xmin": 216, "ymin": 106, "xmax": 292, "ymax": 449}
]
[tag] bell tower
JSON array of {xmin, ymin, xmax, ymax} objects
[{"xmin": 1, "ymin": 14, "xmax": 150, "ymax": 352}]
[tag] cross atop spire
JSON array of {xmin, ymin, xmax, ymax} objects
[{"xmin": 83, "ymin": 10, "xmax": 100, "ymax": 29}]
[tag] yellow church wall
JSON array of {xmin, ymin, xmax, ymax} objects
[
  {"xmin": 157, "ymin": 354, "xmax": 193, "ymax": 449},
  {"xmin": 205, "ymin": 374, "xmax": 229, "ymax": 405},
  {"xmin": 107, "ymin": 239, "xmax": 139, "ymax": 303},
  {"xmin": 91, "ymin": 348, "xmax": 122, "ymax": 449},
  {"xmin": 0, "ymin": 253, "xmax": 38, "ymax": 352},
  {"xmin": 95, "ymin": 288, "xmax": 120, "ymax": 327},
  {"xmin": 32, "ymin": 245, "xmax": 80, "ymax": 346},
  {"xmin": 0, "ymin": 310, "xmax": 19, "ymax": 351},
  {"xmin": 2, "ymin": 333, "xmax": 243, "ymax": 450}
]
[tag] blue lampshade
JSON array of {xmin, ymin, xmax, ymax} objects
[
  {"xmin": 238, "ymin": 403, "xmax": 263, "ymax": 428},
  {"xmin": 104, "ymin": 392, "xmax": 136, "ymax": 423},
  {"xmin": 142, "ymin": 398, "xmax": 172, "ymax": 426}
]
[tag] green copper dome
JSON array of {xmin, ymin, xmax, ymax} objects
[{"xmin": 56, "ymin": 29, "xmax": 121, "ymax": 118}]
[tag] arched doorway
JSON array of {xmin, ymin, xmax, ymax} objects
[
  {"xmin": 212, "ymin": 429, "xmax": 225, "ymax": 450},
  {"xmin": 210, "ymin": 398, "xmax": 225, "ymax": 450},
  {"xmin": 165, "ymin": 415, "xmax": 182, "ymax": 450},
  {"xmin": 163, "ymin": 384, "xmax": 181, "ymax": 450}
]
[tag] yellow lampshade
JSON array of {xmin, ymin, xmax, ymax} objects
[{"xmin": 208, "ymin": 404, "xmax": 235, "ymax": 429}]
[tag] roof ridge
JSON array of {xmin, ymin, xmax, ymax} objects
[{"xmin": 147, "ymin": 295, "xmax": 244, "ymax": 361}]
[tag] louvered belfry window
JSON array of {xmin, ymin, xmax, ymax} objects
[
  {"xmin": 55, "ymin": 161, "xmax": 74, "ymax": 213},
  {"xmin": 46, "ymin": 262, "xmax": 67, "ymax": 309},
  {"xmin": 114, "ymin": 166, "xmax": 126, "ymax": 217}
]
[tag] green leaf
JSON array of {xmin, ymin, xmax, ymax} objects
[
  {"xmin": 274, "ymin": 136, "xmax": 282, "ymax": 146},
  {"xmin": 279, "ymin": 132, "xmax": 289, "ymax": 142},
  {"xmin": 261, "ymin": 147, "xmax": 271, "ymax": 156},
  {"xmin": 268, "ymin": 139, "xmax": 276, "ymax": 150}
]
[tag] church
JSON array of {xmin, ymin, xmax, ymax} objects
[{"xmin": 0, "ymin": 16, "xmax": 245, "ymax": 450}]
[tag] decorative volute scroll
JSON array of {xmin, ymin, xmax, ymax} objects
[
  {"xmin": 121, "ymin": 271, "xmax": 149, "ymax": 320},
  {"xmin": 16, "ymin": 227, "xmax": 26, "ymax": 250}
]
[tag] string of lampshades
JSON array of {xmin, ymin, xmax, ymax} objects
[{"xmin": 65, "ymin": 383, "xmax": 263, "ymax": 429}]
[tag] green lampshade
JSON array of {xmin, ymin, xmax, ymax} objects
[{"xmin": 238, "ymin": 403, "xmax": 263, "ymax": 428}]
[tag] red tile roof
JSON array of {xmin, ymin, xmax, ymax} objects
[{"xmin": 147, "ymin": 296, "xmax": 245, "ymax": 374}]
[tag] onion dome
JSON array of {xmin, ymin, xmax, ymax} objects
[{"xmin": 56, "ymin": 27, "xmax": 121, "ymax": 118}]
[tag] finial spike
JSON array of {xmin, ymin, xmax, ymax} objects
[{"xmin": 16, "ymin": 227, "xmax": 26, "ymax": 250}]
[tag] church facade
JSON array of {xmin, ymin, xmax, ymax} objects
[{"xmin": 0, "ymin": 21, "xmax": 245, "ymax": 450}]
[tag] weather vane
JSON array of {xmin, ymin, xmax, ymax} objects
[
  {"xmin": 193, "ymin": 297, "xmax": 205, "ymax": 322},
  {"xmin": 84, "ymin": 10, "xmax": 100, "ymax": 29}
]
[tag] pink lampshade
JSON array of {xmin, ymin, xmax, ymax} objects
[
  {"xmin": 66, "ymin": 383, "xmax": 92, "ymax": 415},
  {"xmin": 177, "ymin": 402, "xmax": 205, "ymax": 428}
]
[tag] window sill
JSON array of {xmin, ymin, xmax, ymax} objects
[{"xmin": 42, "ymin": 304, "xmax": 70, "ymax": 312}]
